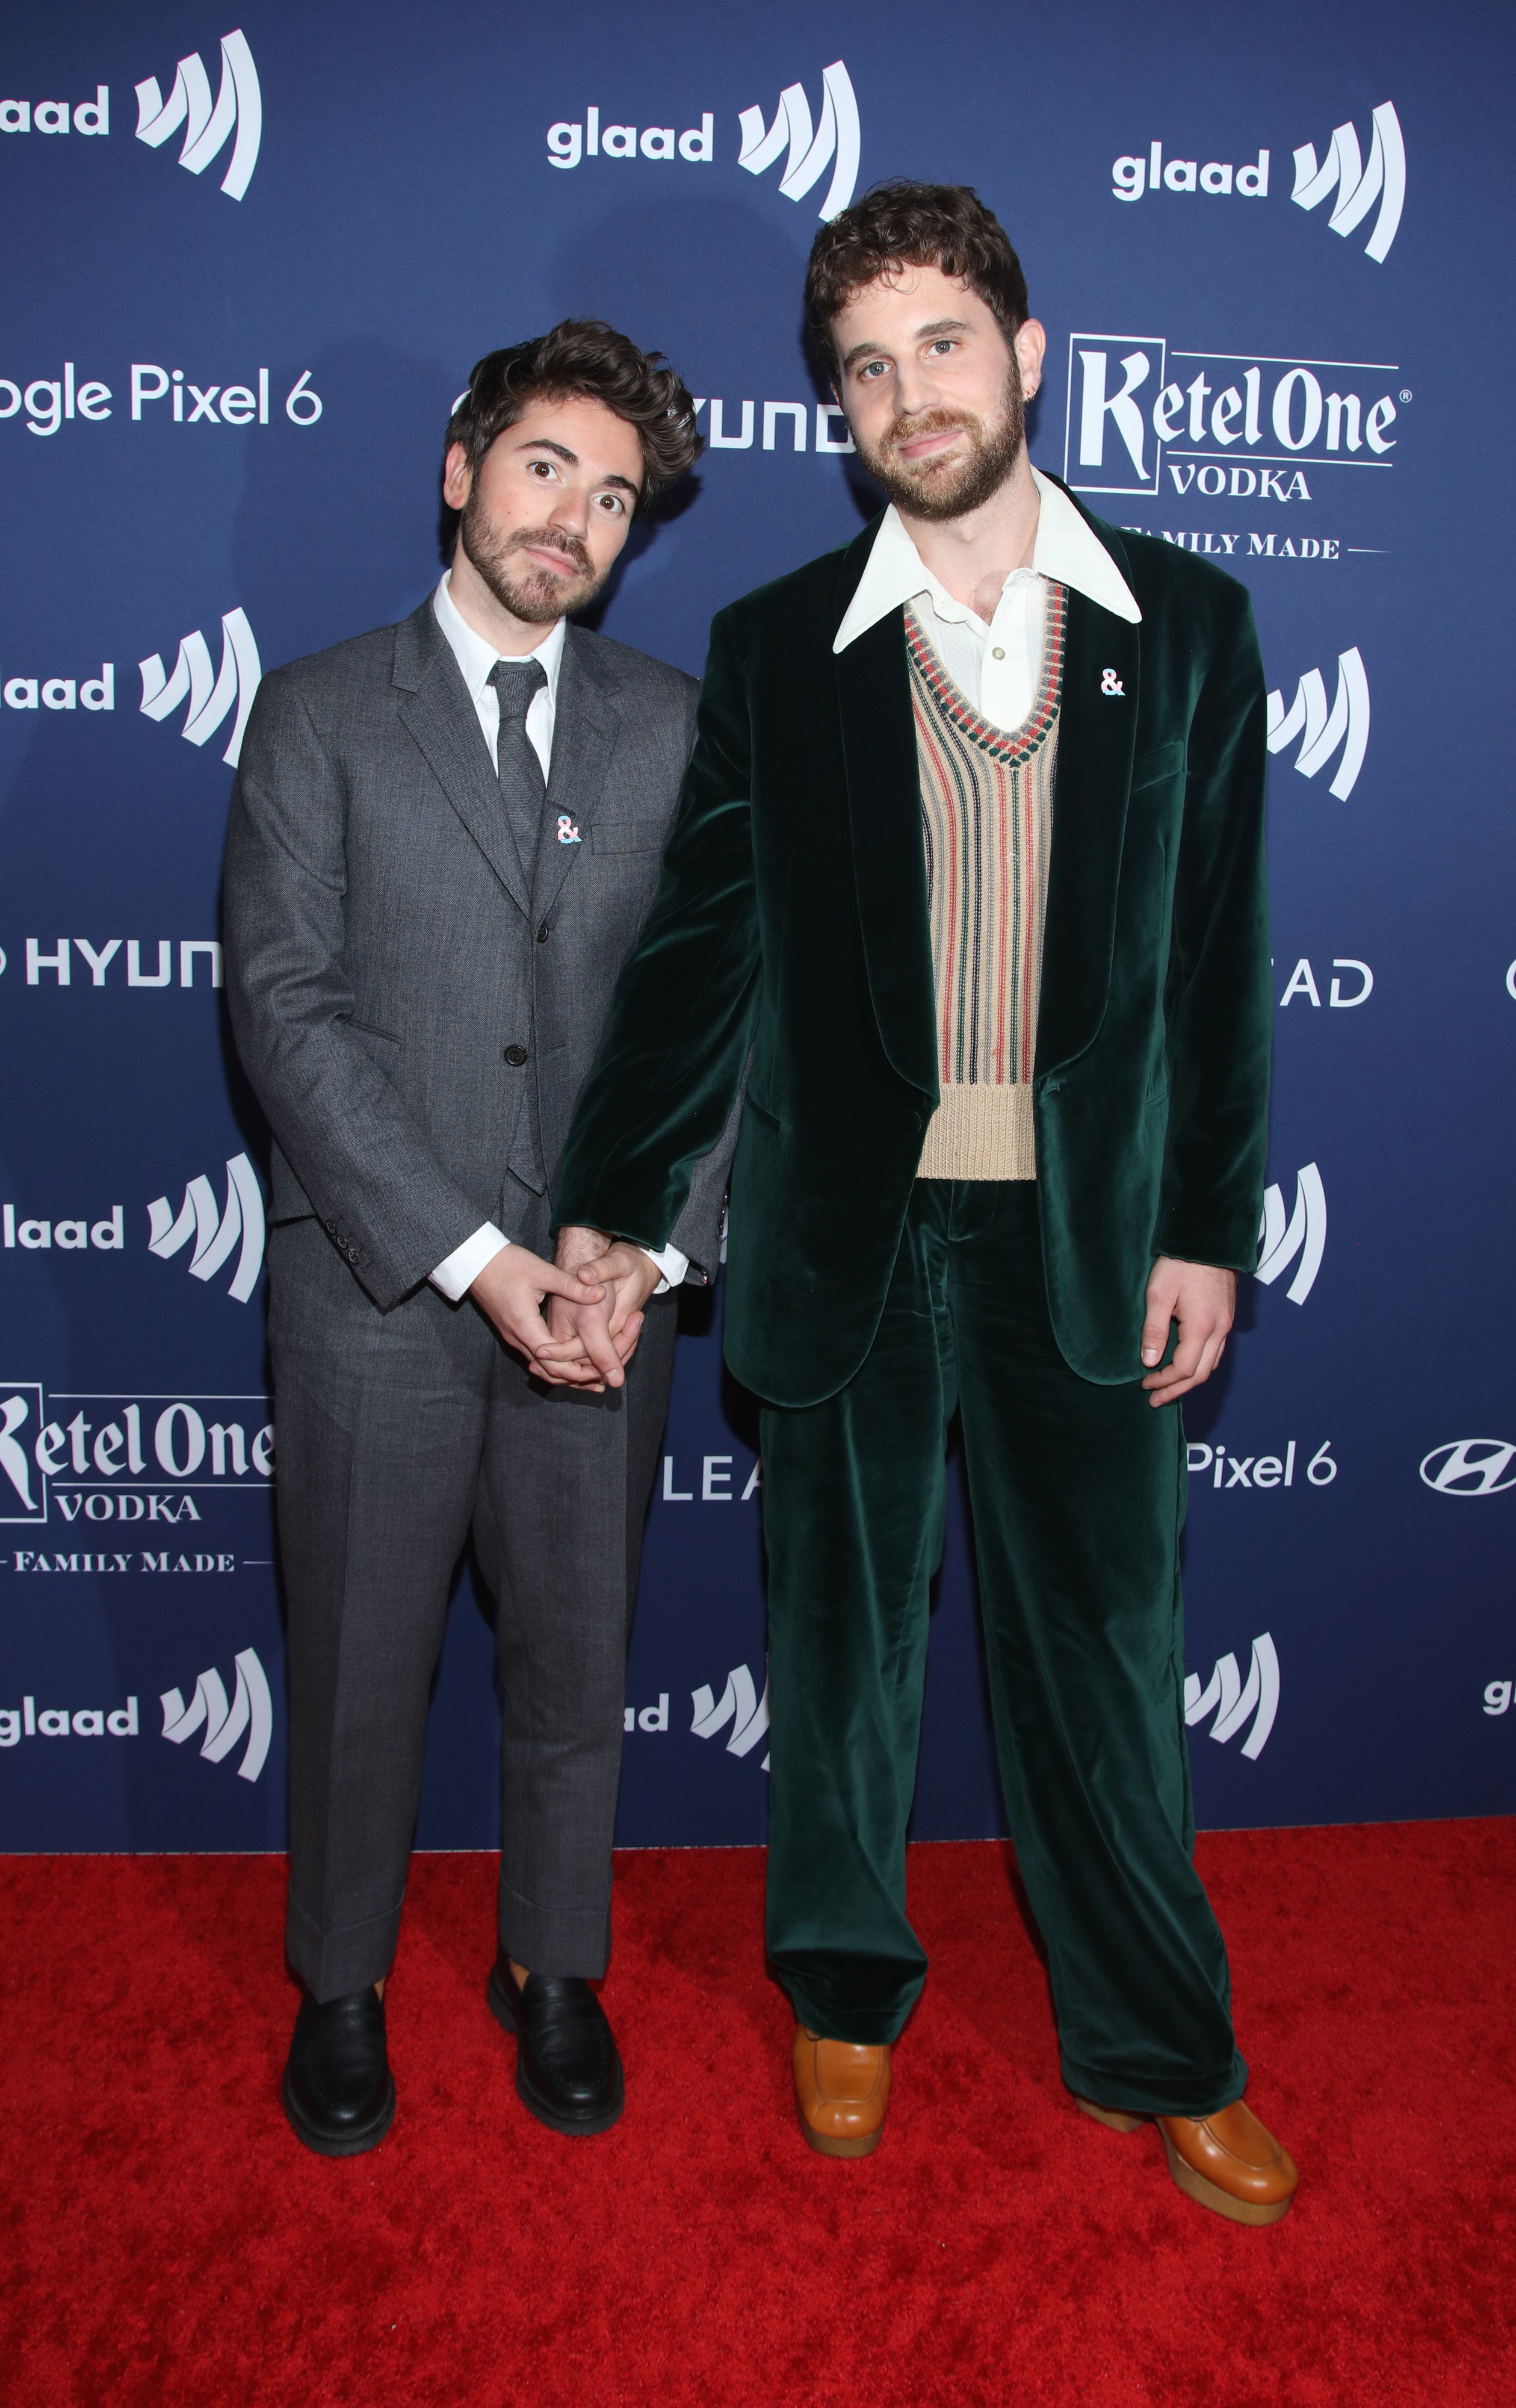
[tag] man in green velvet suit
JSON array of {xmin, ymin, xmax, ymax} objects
[{"xmin": 549, "ymin": 184, "xmax": 1299, "ymax": 2223}]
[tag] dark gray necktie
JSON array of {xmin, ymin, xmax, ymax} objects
[{"xmin": 487, "ymin": 657, "xmax": 548, "ymax": 884}]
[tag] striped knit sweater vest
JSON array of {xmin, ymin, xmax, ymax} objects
[{"xmin": 907, "ymin": 583, "xmax": 1066, "ymax": 1181}]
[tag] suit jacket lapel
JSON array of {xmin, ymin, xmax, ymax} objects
[
  {"xmin": 392, "ymin": 599, "xmax": 531, "ymax": 917},
  {"xmin": 1035, "ymin": 528, "xmax": 1141, "ymax": 1080},
  {"xmin": 532, "ymin": 628, "xmax": 620, "ymax": 923},
  {"xmin": 835, "ymin": 522, "xmax": 939, "ymax": 1102}
]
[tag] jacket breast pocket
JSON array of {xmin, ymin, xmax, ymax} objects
[
  {"xmin": 590, "ymin": 822, "xmax": 663, "ymax": 855},
  {"xmin": 1130, "ymin": 740, "xmax": 1186, "ymax": 793}
]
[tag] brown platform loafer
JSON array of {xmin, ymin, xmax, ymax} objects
[
  {"xmin": 1157, "ymin": 2100, "xmax": 1298, "ymax": 2225},
  {"xmin": 1074, "ymin": 2092, "xmax": 1298, "ymax": 2224},
  {"xmin": 792, "ymin": 2026, "xmax": 891, "ymax": 2159}
]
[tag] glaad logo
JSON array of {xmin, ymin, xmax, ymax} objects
[
  {"xmin": 147, "ymin": 1153, "xmax": 265, "ymax": 1304},
  {"xmin": 1267, "ymin": 647, "xmax": 1369, "ymax": 799},
  {"xmin": 1419, "ymin": 1441, "xmax": 1516, "ymax": 1498},
  {"xmin": 161, "ymin": 1646, "xmax": 271, "ymax": 1781},
  {"xmin": 691, "ymin": 1662, "xmax": 770, "ymax": 1772},
  {"xmin": 737, "ymin": 61, "xmax": 860, "ymax": 222},
  {"xmin": 135, "ymin": 28, "xmax": 261, "ymax": 201},
  {"xmin": 1185, "ymin": 1633, "xmax": 1279, "ymax": 1759},
  {"xmin": 1, "ymin": 663, "xmax": 113, "ymax": 712},
  {"xmin": 1064, "ymin": 335, "xmax": 1399, "ymax": 499},
  {"xmin": 1292, "ymin": 103, "xmax": 1405, "ymax": 264},
  {"xmin": 1255, "ymin": 1163, "xmax": 1326, "ymax": 1305},
  {"xmin": 139, "ymin": 607, "xmax": 260, "ymax": 768},
  {"xmin": 1, "ymin": 1695, "xmax": 138, "ymax": 1746}
]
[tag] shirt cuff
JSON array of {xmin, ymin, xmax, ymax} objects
[
  {"xmin": 640, "ymin": 1241, "xmax": 687, "ymax": 1296},
  {"xmin": 430, "ymin": 1222, "xmax": 509, "ymax": 1302}
]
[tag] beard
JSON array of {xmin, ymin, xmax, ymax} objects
[
  {"xmin": 459, "ymin": 484, "xmax": 611, "ymax": 623},
  {"xmin": 851, "ymin": 359, "xmax": 1026, "ymax": 523}
]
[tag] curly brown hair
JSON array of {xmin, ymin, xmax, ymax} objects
[
  {"xmin": 805, "ymin": 182, "xmax": 1030, "ymax": 374},
  {"xmin": 445, "ymin": 320, "xmax": 703, "ymax": 517}
]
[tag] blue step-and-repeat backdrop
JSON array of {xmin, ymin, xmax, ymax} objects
[{"xmin": 2, "ymin": 1, "xmax": 1513, "ymax": 1854}]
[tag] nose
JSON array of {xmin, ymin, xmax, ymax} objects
[
  {"xmin": 545, "ymin": 483, "xmax": 592, "ymax": 538},
  {"xmin": 890, "ymin": 354, "xmax": 941, "ymax": 420}
]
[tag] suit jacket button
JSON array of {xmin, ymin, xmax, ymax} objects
[
  {"xmin": 324, "ymin": 1220, "xmax": 336, "ymax": 1233},
  {"xmin": 537, "ymin": 922, "xmax": 550, "ymax": 943},
  {"xmin": 504, "ymin": 1043, "xmax": 528, "ymax": 1067}
]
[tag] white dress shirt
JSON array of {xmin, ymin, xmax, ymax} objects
[
  {"xmin": 833, "ymin": 466, "xmax": 1141, "ymax": 724},
  {"xmin": 426, "ymin": 571, "xmax": 687, "ymax": 1301}
]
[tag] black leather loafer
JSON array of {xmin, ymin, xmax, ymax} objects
[
  {"xmin": 282, "ymin": 1987, "xmax": 396, "ymax": 2156},
  {"xmin": 487, "ymin": 1952, "xmax": 625, "ymax": 2135}
]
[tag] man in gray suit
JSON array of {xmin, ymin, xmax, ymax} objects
[{"xmin": 224, "ymin": 321, "xmax": 729, "ymax": 2156}]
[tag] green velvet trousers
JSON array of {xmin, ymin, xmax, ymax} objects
[{"xmin": 760, "ymin": 1180, "xmax": 1248, "ymax": 2118}]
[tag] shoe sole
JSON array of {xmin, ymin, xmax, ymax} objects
[
  {"xmin": 796, "ymin": 2101, "xmax": 885, "ymax": 2158},
  {"xmin": 281, "ymin": 2065, "xmax": 396, "ymax": 2158},
  {"xmin": 1074, "ymin": 2096, "xmax": 1146, "ymax": 2135},
  {"xmin": 1159, "ymin": 2124, "xmax": 1295, "ymax": 2225},
  {"xmin": 486, "ymin": 1963, "xmax": 625, "ymax": 2137}
]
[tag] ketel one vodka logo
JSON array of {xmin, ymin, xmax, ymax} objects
[
  {"xmin": 139, "ymin": 607, "xmax": 261, "ymax": 768},
  {"xmin": 1267, "ymin": 647, "xmax": 1370, "ymax": 799},
  {"xmin": 691, "ymin": 1662, "xmax": 770, "ymax": 1772},
  {"xmin": 135, "ymin": 28, "xmax": 261, "ymax": 200},
  {"xmin": 1185, "ymin": 1633, "xmax": 1279, "ymax": 1760},
  {"xmin": 161, "ymin": 1646, "xmax": 272, "ymax": 1781},
  {"xmin": 737, "ymin": 61, "xmax": 860, "ymax": 222},
  {"xmin": 147, "ymin": 1153, "xmax": 265, "ymax": 1305},
  {"xmin": 0, "ymin": 1383, "xmax": 273, "ymax": 1527},
  {"xmin": 1063, "ymin": 336, "xmax": 1401, "ymax": 499}
]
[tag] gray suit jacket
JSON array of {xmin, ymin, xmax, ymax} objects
[{"xmin": 224, "ymin": 594, "xmax": 737, "ymax": 1312}]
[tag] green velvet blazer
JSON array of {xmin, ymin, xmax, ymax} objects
[{"xmin": 554, "ymin": 485, "xmax": 1271, "ymax": 1407}]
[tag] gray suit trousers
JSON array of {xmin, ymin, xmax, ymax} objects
[{"xmin": 271, "ymin": 1205, "xmax": 676, "ymax": 2001}]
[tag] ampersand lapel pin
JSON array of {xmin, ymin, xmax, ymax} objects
[
  {"xmin": 556, "ymin": 814, "xmax": 582, "ymax": 845},
  {"xmin": 1100, "ymin": 668, "xmax": 1125, "ymax": 697}
]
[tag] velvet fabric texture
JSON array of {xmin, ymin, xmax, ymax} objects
[
  {"xmin": 553, "ymin": 482, "xmax": 1272, "ymax": 1404},
  {"xmin": 761, "ymin": 1182, "xmax": 1245, "ymax": 2114}
]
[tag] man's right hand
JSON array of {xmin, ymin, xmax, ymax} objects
[{"xmin": 468, "ymin": 1245, "xmax": 607, "ymax": 1386}]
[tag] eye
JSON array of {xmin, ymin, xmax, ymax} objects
[
  {"xmin": 527, "ymin": 457, "xmax": 557, "ymax": 480},
  {"xmin": 858, "ymin": 358, "xmax": 888, "ymax": 380},
  {"xmin": 595, "ymin": 491, "xmax": 627, "ymax": 515},
  {"xmin": 927, "ymin": 339, "xmax": 956, "ymax": 358}
]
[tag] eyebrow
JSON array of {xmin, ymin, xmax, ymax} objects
[
  {"xmin": 516, "ymin": 435, "xmax": 640, "ymax": 495},
  {"xmin": 840, "ymin": 317, "xmax": 971, "ymax": 371}
]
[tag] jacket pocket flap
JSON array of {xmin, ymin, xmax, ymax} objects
[{"xmin": 1130, "ymin": 739, "xmax": 1186, "ymax": 791}]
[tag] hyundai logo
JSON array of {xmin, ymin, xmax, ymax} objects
[{"xmin": 1419, "ymin": 1441, "xmax": 1516, "ymax": 1498}]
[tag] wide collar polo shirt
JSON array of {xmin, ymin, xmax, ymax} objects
[{"xmin": 833, "ymin": 465, "xmax": 1142, "ymax": 728}]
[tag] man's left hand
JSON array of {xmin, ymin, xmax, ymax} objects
[
  {"xmin": 538, "ymin": 1226, "xmax": 663, "ymax": 1390},
  {"xmin": 1140, "ymin": 1258, "xmax": 1236, "ymax": 1406}
]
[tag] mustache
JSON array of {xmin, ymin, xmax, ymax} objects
[
  {"xmin": 503, "ymin": 524, "xmax": 594, "ymax": 577},
  {"xmin": 880, "ymin": 406, "xmax": 982, "ymax": 455}
]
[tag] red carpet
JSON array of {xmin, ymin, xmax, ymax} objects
[{"xmin": 2, "ymin": 1824, "xmax": 1512, "ymax": 2406}]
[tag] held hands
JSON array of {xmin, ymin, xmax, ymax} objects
[
  {"xmin": 534, "ymin": 1226, "xmax": 664, "ymax": 1392},
  {"xmin": 1140, "ymin": 1258, "xmax": 1237, "ymax": 1407},
  {"xmin": 466, "ymin": 1243, "xmax": 610, "ymax": 1388}
]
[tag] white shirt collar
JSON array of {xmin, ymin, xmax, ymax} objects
[
  {"xmin": 833, "ymin": 465, "xmax": 1140, "ymax": 654},
  {"xmin": 433, "ymin": 569, "xmax": 567, "ymax": 702}
]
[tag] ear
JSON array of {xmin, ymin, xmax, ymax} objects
[
  {"xmin": 441, "ymin": 439, "xmax": 473, "ymax": 511},
  {"xmin": 1015, "ymin": 317, "xmax": 1047, "ymax": 400}
]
